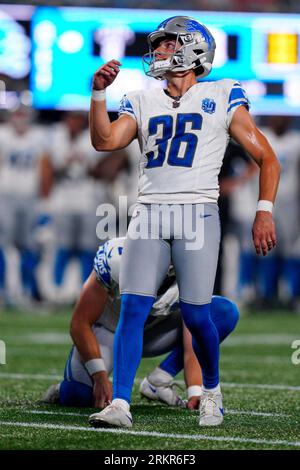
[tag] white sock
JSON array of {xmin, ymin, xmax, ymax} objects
[
  {"xmin": 112, "ymin": 398, "xmax": 130, "ymax": 412},
  {"xmin": 202, "ymin": 384, "xmax": 221, "ymax": 395},
  {"xmin": 148, "ymin": 367, "xmax": 173, "ymax": 385}
]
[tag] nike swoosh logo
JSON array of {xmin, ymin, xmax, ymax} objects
[
  {"xmin": 126, "ymin": 414, "xmax": 133, "ymax": 423},
  {"xmin": 148, "ymin": 384, "xmax": 157, "ymax": 394},
  {"xmin": 219, "ymin": 408, "xmax": 224, "ymax": 416},
  {"xmin": 199, "ymin": 214, "xmax": 212, "ymax": 218}
]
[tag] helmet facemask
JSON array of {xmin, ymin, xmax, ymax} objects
[
  {"xmin": 142, "ymin": 33, "xmax": 195, "ymax": 80},
  {"xmin": 142, "ymin": 17, "xmax": 216, "ymax": 80}
]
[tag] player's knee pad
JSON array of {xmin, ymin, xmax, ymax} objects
[
  {"xmin": 59, "ymin": 379, "xmax": 93, "ymax": 407},
  {"xmin": 211, "ymin": 296, "xmax": 239, "ymax": 343}
]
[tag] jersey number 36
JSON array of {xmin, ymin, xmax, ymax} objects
[{"xmin": 146, "ymin": 113, "xmax": 202, "ymax": 169}]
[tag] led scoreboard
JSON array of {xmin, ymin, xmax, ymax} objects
[
  {"xmin": 0, "ymin": 4, "xmax": 32, "ymax": 79},
  {"xmin": 1, "ymin": 5, "xmax": 300, "ymax": 115}
]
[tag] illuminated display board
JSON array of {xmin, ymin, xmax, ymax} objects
[
  {"xmin": 1, "ymin": 5, "xmax": 300, "ymax": 115},
  {"xmin": 0, "ymin": 4, "xmax": 32, "ymax": 79}
]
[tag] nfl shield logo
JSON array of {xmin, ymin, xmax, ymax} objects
[{"xmin": 202, "ymin": 98, "xmax": 216, "ymax": 114}]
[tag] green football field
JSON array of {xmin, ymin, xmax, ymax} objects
[{"xmin": 0, "ymin": 308, "xmax": 300, "ymax": 450}]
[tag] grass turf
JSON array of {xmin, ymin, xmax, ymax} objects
[{"xmin": 0, "ymin": 308, "xmax": 300, "ymax": 450}]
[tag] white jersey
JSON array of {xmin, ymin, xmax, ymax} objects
[
  {"xmin": 119, "ymin": 79, "xmax": 250, "ymax": 204},
  {"xmin": 260, "ymin": 128, "xmax": 300, "ymax": 203},
  {"xmin": 48, "ymin": 124, "xmax": 108, "ymax": 213},
  {"xmin": 0, "ymin": 124, "xmax": 46, "ymax": 197},
  {"xmin": 93, "ymin": 237, "xmax": 179, "ymax": 332}
]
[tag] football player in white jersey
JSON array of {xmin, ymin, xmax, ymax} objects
[
  {"xmin": 0, "ymin": 104, "xmax": 47, "ymax": 303},
  {"xmin": 88, "ymin": 16, "xmax": 280, "ymax": 428},
  {"xmin": 43, "ymin": 237, "xmax": 239, "ymax": 410},
  {"xmin": 232, "ymin": 116, "xmax": 300, "ymax": 308},
  {"xmin": 259, "ymin": 116, "xmax": 300, "ymax": 308},
  {"xmin": 44, "ymin": 112, "xmax": 109, "ymax": 294}
]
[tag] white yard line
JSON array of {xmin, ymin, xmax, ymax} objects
[
  {"xmin": 25, "ymin": 409, "xmax": 290, "ymax": 419},
  {"xmin": 5, "ymin": 332, "xmax": 297, "ymax": 346},
  {"xmin": 0, "ymin": 420, "xmax": 299, "ymax": 448},
  {"xmin": 223, "ymin": 334, "xmax": 297, "ymax": 346},
  {"xmin": 225, "ymin": 409, "xmax": 289, "ymax": 418},
  {"xmin": 6, "ymin": 350, "xmax": 290, "ymax": 365},
  {"xmin": 138, "ymin": 378, "xmax": 300, "ymax": 392},
  {"xmin": 220, "ymin": 356, "xmax": 289, "ymax": 365},
  {"xmin": 1, "ymin": 372, "xmax": 300, "ymax": 392},
  {"xmin": 221, "ymin": 382, "xmax": 300, "ymax": 391},
  {"xmin": 28, "ymin": 410, "xmax": 89, "ymax": 417},
  {"xmin": 0, "ymin": 372, "xmax": 62, "ymax": 381}
]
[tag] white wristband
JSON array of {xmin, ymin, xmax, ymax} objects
[
  {"xmin": 187, "ymin": 385, "xmax": 203, "ymax": 399},
  {"xmin": 91, "ymin": 89, "xmax": 106, "ymax": 101},
  {"xmin": 256, "ymin": 200, "xmax": 273, "ymax": 213},
  {"xmin": 85, "ymin": 358, "xmax": 106, "ymax": 376}
]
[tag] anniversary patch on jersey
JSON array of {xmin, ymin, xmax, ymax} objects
[{"xmin": 201, "ymin": 98, "xmax": 216, "ymax": 114}]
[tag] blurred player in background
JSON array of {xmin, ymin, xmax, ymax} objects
[
  {"xmin": 0, "ymin": 104, "xmax": 47, "ymax": 305},
  {"xmin": 43, "ymin": 112, "xmax": 110, "ymax": 301},
  {"xmin": 226, "ymin": 143, "xmax": 260, "ymax": 305},
  {"xmin": 214, "ymin": 140, "xmax": 257, "ymax": 296},
  {"xmin": 231, "ymin": 116, "xmax": 300, "ymax": 309},
  {"xmin": 43, "ymin": 237, "xmax": 239, "ymax": 410},
  {"xmin": 105, "ymin": 140, "xmax": 140, "ymax": 210},
  {"xmin": 259, "ymin": 116, "xmax": 300, "ymax": 310},
  {"xmin": 88, "ymin": 15, "xmax": 280, "ymax": 428}
]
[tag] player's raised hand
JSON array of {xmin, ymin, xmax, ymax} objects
[
  {"xmin": 92, "ymin": 60, "xmax": 122, "ymax": 90},
  {"xmin": 252, "ymin": 211, "xmax": 277, "ymax": 256},
  {"xmin": 92, "ymin": 371, "xmax": 112, "ymax": 408}
]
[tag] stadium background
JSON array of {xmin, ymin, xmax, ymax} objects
[{"xmin": 0, "ymin": 0, "xmax": 300, "ymax": 451}]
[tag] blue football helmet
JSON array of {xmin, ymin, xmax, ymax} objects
[{"xmin": 142, "ymin": 16, "xmax": 216, "ymax": 80}]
